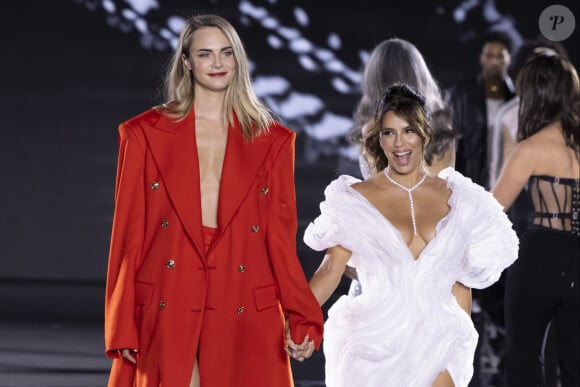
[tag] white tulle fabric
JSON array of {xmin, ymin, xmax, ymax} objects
[{"xmin": 304, "ymin": 170, "xmax": 519, "ymax": 387}]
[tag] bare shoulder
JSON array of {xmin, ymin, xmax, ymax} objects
[
  {"xmin": 524, "ymin": 124, "xmax": 579, "ymax": 176},
  {"xmin": 511, "ymin": 126, "xmax": 565, "ymax": 165},
  {"xmin": 351, "ymin": 173, "xmax": 385, "ymax": 195},
  {"xmin": 429, "ymin": 174, "xmax": 449, "ymax": 189},
  {"xmin": 507, "ymin": 136, "xmax": 538, "ymax": 161},
  {"xmin": 423, "ymin": 174, "xmax": 452, "ymax": 200},
  {"xmin": 350, "ymin": 180, "xmax": 372, "ymax": 195}
]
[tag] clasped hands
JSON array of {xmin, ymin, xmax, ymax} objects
[
  {"xmin": 119, "ymin": 320, "xmax": 315, "ymax": 364},
  {"xmin": 284, "ymin": 319, "xmax": 315, "ymax": 362}
]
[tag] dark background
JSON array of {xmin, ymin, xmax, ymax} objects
[{"xmin": 0, "ymin": 0, "xmax": 578, "ymax": 385}]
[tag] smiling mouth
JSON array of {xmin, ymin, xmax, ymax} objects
[{"xmin": 393, "ymin": 151, "xmax": 412, "ymax": 165}]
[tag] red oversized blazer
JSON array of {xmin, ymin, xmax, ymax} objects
[{"xmin": 105, "ymin": 107, "xmax": 324, "ymax": 386}]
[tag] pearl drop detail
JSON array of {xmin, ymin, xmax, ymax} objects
[{"xmin": 384, "ymin": 168, "xmax": 428, "ymax": 236}]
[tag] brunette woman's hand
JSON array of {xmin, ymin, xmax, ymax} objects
[{"xmin": 284, "ymin": 320, "xmax": 315, "ymax": 362}]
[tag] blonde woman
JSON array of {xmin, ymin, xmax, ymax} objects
[{"xmin": 104, "ymin": 14, "xmax": 323, "ymax": 387}]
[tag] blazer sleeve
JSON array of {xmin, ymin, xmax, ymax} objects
[
  {"xmin": 265, "ymin": 131, "xmax": 324, "ymax": 349},
  {"xmin": 104, "ymin": 123, "xmax": 146, "ymax": 358}
]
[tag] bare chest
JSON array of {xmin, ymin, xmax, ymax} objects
[
  {"xmin": 374, "ymin": 190, "xmax": 450, "ymax": 245},
  {"xmin": 195, "ymin": 124, "xmax": 228, "ymax": 185}
]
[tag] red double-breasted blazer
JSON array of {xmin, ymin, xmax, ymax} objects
[{"xmin": 104, "ymin": 107, "xmax": 324, "ymax": 386}]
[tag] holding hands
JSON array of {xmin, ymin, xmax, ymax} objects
[{"xmin": 284, "ymin": 320, "xmax": 315, "ymax": 362}]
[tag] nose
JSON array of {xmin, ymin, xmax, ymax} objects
[
  {"xmin": 212, "ymin": 57, "xmax": 223, "ymax": 68},
  {"xmin": 394, "ymin": 133, "xmax": 402, "ymax": 147}
]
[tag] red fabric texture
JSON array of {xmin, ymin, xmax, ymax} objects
[{"xmin": 104, "ymin": 107, "xmax": 323, "ymax": 386}]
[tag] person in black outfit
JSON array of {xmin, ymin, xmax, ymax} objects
[
  {"xmin": 446, "ymin": 30, "xmax": 515, "ymax": 189},
  {"xmin": 492, "ymin": 52, "xmax": 579, "ymax": 387}
]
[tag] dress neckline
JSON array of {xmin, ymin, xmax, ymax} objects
[{"xmin": 344, "ymin": 175, "xmax": 455, "ymax": 263}]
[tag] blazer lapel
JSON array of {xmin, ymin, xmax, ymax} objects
[
  {"xmin": 214, "ymin": 119, "xmax": 274, "ymax": 247},
  {"xmin": 143, "ymin": 109, "xmax": 205, "ymax": 258}
]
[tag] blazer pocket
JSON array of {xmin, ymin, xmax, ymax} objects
[
  {"xmin": 135, "ymin": 281, "xmax": 154, "ymax": 306},
  {"xmin": 254, "ymin": 284, "xmax": 279, "ymax": 311}
]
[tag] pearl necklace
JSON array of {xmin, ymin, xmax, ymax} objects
[{"xmin": 383, "ymin": 168, "xmax": 428, "ymax": 236}]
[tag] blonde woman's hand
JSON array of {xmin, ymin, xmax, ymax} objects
[
  {"xmin": 284, "ymin": 320, "xmax": 315, "ymax": 362},
  {"xmin": 119, "ymin": 349, "xmax": 138, "ymax": 364}
]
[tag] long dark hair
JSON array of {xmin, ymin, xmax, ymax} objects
[{"xmin": 517, "ymin": 54, "xmax": 580, "ymax": 153}]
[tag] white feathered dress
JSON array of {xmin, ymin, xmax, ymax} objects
[{"xmin": 303, "ymin": 170, "xmax": 518, "ymax": 387}]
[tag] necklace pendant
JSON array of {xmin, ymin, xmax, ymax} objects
[{"xmin": 383, "ymin": 169, "xmax": 428, "ymax": 236}]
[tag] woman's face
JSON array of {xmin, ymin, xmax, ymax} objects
[
  {"xmin": 379, "ymin": 110, "xmax": 424, "ymax": 175},
  {"xmin": 183, "ymin": 27, "xmax": 236, "ymax": 93}
]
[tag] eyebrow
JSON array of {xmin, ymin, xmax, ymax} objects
[
  {"xmin": 381, "ymin": 126, "xmax": 413, "ymax": 130},
  {"xmin": 195, "ymin": 46, "xmax": 233, "ymax": 53}
]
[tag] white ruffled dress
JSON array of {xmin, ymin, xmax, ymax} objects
[{"xmin": 304, "ymin": 170, "xmax": 519, "ymax": 387}]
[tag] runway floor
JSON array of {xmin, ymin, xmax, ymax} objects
[
  {"xmin": 0, "ymin": 317, "xmax": 509, "ymax": 387},
  {"xmin": 0, "ymin": 320, "xmax": 327, "ymax": 387},
  {"xmin": 0, "ymin": 321, "xmax": 109, "ymax": 387}
]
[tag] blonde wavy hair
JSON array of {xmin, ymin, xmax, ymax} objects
[{"xmin": 155, "ymin": 14, "xmax": 273, "ymax": 139}]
